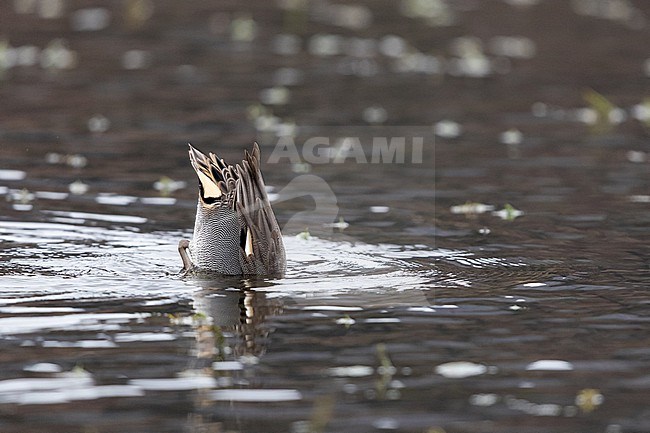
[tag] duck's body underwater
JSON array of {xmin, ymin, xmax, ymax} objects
[{"xmin": 178, "ymin": 143, "xmax": 286, "ymax": 276}]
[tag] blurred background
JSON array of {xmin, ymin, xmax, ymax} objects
[{"xmin": 0, "ymin": 0, "xmax": 649, "ymax": 247}]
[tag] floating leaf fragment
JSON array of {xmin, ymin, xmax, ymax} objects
[
  {"xmin": 154, "ymin": 176, "xmax": 186, "ymax": 196},
  {"xmin": 335, "ymin": 315, "xmax": 355, "ymax": 327},
  {"xmin": 325, "ymin": 217, "xmax": 349, "ymax": 230},
  {"xmin": 492, "ymin": 203, "xmax": 523, "ymax": 221},
  {"xmin": 576, "ymin": 388, "xmax": 604, "ymax": 413},
  {"xmin": 297, "ymin": 229, "xmax": 311, "ymax": 240},
  {"xmin": 582, "ymin": 88, "xmax": 624, "ymax": 134}
]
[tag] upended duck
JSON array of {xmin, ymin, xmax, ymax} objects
[{"xmin": 178, "ymin": 143, "xmax": 286, "ymax": 276}]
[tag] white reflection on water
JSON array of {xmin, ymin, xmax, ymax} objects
[
  {"xmin": 210, "ymin": 388, "xmax": 302, "ymax": 402},
  {"xmin": 526, "ymin": 360, "xmax": 574, "ymax": 371},
  {"xmin": 129, "ymin": 376, "xmax": 217, "ymax": 391},
  {"xmin": 0, "ymin": 169, "xmax": 26, "ymax": 180},
  {"xmin": 435, "ymin": 361, "xmax": 491, "ymax": 379},
  {"xmin": 0, "ymin": 312, "xmax": 150, "ymax": 335},
  {"xmin": 0, "ymin": 375, "xmax": 144, "ymax": 405},
  {"xmin": 44, "ymin": 210, "xmax": 147, "ymax": 224}
]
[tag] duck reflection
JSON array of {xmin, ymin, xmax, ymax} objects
[
  {"xmin": 188, "ymin": 275, "xmax": 285, "ymax": 364},
  {"xmin": 184, "ymin": 276, "xmax": 288, "ymax": 432}
]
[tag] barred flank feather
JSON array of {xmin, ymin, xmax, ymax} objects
[{"xmin": 186, "ymin": 143, "xmax": 286, "ymax": 276}]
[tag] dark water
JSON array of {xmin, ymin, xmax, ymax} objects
[{"xmin": 1, "ymin": 1, "xmax": 650, "ymax": 432}]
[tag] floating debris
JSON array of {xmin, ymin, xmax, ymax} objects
[
  {"xmin": 297, "ymin": 229, "xmax": 311, "ymax": 240},
  {"xmin": 448, "ymin": 37, "xmax": 491, "ymax": 77},
  {"xmin": 7, "ymin": 188, "xmax": 35, "ymax": 211},
  {"xmin": 362, "ymin": 105, "xmax": 387, "ymax": 124},
  {"xmin": 501, "ymin": 128, "xmax": 523, "ymax": 159},
  {"xmin": 230, "ymin": 13, "xmax": 257, "ymax": 42},
  {"xmin": 259, "ymin": 86, "xmax": 290, "ymax": 105},
  {"xmin": 308, "ymin": 34, "xmax": 343, "ymax": 56},
  {"xmin": 493, "ymin": 203, "xmax": 524, "ymax": 221},
  {"xmin": 488, "ymin": 36, "xmax": 536, "ymax": 58},
  {"xmin": 275, "ymin": 120, "xmax": 297, "ymax": 138},
  {"xmin": 252, "ymin": 108, "xmax": 281, "ymax": 132},
  {"xmin": 576, "ymin": 388, "xmax": 604, "ymax": 413},
  {"xmin": 291, "ymin": 162, "xmax": 311, "ymax": 173},
  {"xmin": 273, "ymin": 67, "xmax": 304, "ymax": 86},
  {"xmin": 17, "ymin": 45, "xmax": 40, "ymax": 67},
  {"xmin": 14, "ymin": 0, "xmax": 65, "ymax": 18},
  {"xmin": 124, "ymin": 0, "xmax": 155, "ymax": 29},
  {"xmin": 369, "ymin": 205, "xmax": 390, "ymax": 214},
  {"xmin": 379, "ymin": 35, "xmax": 408, "ymax": 58},
  {"xmin": 153, "ymin": 176, "xmax": 186, "ymax": 195},
  {"xmin": 41, "ymin": 39, "xmax": 77, "ymax": 70},
  {"xmin": 122, "ymin": 49, "xmax": 152, "ymax": 70},
  {"xmin": 45, "ymin": 152, "xmax": 64, "ymax": 164},
  {"xmin": 582, "ymin": 88, "xmax": 626, "ymax": 134},
  {"xmin": 631, "ymin": 99, "xmax": 650, "ymax": 125},
  {"xmin": 8, "ymin": 188, "xmax": 34, "ymax": 203},
  {"xmin": 335, "ymin": 315, "xmax": 355, "ymax": 327},
  {"xmin": 71, "ymin": 7, "xmax": 112, "ymax": 32},
  {"xmin": 434, "ymin": 120, "xmax": 462, "ymax": 138},
  {"xmin": 88, "ymin": 114, "xmax": 110, "ymax": 133},
  {"xmin": 313, "ymin": 3, "xmax": 372, "ymax": 30},
  {"xmin": 400, "ymin": 0, "xmax": 456, "ymax": 26},
  {"xmin": 499, "ymin": 128, "xmax": 523, "ymax": 145},
  {"xmin": 39, "ymin": 0, "xmax": 65, "ymax": 19},
  {"xmin": 0, "ymin": 39, "xmax": 15, "ymax": 77},
  {"xmin": 325, "ymin": 217, "xmax": 349, "ymax": 230},
  {"xmin": 505, "ymin": 395, "xmax": 563, "ymax": 416},
  {"xmin": 571, "ymin": 0, "xmax": 645, "ymax": 29},
  {"xmin": 626, "ymin": 150, "xmax": 647, "ymax": 163},
  {"xmin": 478, "ymin": 227, "xmax": 491, "ymax": 235},
  {"xmin": 68, "ymin": 180, "xmax": 89, "ymax": 195},
  {"xmin": 470, "ymin": 393, "xmax": 498, "ymax": 407},
  {"xmin": 450, "ymin": 202, "xmax": 494, "ymax": 215},
  {"xmin": 574, "ymin": 107, "xmax": 598, "ymax": 125},
  {"xmin": 393, "ymin": 51, "xmax": 442, "ymax": 74},
  {"xmin": 65, "ymin": 154, "xmax": 88, "ymax": 168}
]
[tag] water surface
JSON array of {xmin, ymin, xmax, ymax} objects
[{"xmin": 1, "ymin": 1, "xmax": 650, "ymax": 432}]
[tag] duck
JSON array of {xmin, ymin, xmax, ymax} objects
[{"xmin": 178, "ymin": 143, "xmax": 286, "ymax": 276}]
